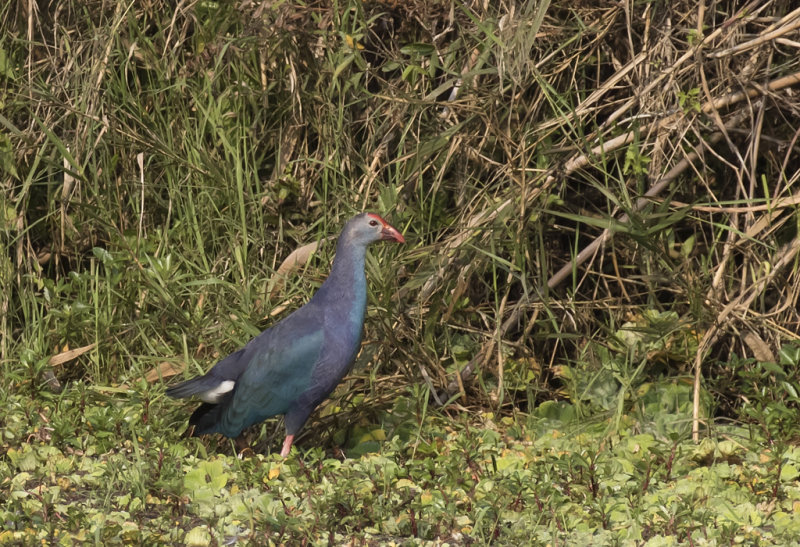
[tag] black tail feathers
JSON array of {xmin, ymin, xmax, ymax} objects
[{"xmin": 188, "ymin": 403, "xmax": 223, "ymax": 436}]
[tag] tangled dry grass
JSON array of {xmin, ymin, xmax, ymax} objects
[{"xmin": 2, "ymin": 0, "xmax": 800, "ymax": 444}]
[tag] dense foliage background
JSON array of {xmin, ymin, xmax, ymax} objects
[{"xmin": 2, "ymin": 0, "xmax": 800, "ymax": 544}]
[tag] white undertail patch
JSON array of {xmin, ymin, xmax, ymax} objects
[{"xmin": 199, "ymin": 380, "xmax": 235, "ymax": 403}]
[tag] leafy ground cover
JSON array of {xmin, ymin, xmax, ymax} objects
[{"xmin": 4, "ymin": 381, "xmax": 800, "ymax": 545}]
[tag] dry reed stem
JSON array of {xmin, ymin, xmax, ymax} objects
[
  {"xmin": 692, "ymin": 236, "xmax": 800, "ymax": 441},
  {"xmin": 708, "ymin": 6, "xmax": 800, "ymax": 58}
]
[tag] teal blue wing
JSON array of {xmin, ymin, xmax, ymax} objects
[{"xmin": 213, "ymin": 321, "xmax": 325, "ymax": 437}]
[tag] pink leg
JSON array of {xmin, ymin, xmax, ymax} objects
[{"xmin": 280, "ymin": 435, "xmax": 295, "ymax": 458}]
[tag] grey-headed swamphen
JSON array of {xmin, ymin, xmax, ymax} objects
[{"xmin": 166, "ymin": 213, "xmax": 405, "ymax": 457}]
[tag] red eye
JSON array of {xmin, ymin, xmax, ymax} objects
[{"xmin": 369, "ymin": 220, "xmax": 379, "ymax": 226}]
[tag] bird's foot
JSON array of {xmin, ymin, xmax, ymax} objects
[{"xmin": 280, "ymin": 435, "xmax": 295, "ymax": 458}]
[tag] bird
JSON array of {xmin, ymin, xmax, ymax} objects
[{"xmin": 166, "ymin": 212, "xmax": 405, "ymax": 457}]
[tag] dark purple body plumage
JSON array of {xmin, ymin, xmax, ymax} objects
[{"xmin": 166, "ymin": 213, "xmax": 404, "ymax": 457}]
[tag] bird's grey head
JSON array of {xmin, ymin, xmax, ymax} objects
[{"xmin": 341, "ymin": 212, "xmax": 405, "ymax": 247}]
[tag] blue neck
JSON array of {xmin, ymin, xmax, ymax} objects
[{"xmin": 315, "ymin": 237, "xmax": 368, "ymax": 322}]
